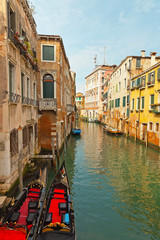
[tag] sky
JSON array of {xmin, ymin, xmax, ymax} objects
[{"xmin": 31, "ymin": 0, "xmax": 160, "ymax": 93}]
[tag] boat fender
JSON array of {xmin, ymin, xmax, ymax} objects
[{"xmin": 64, "ymin": 213, "xmax": 69, "ymax": 225}]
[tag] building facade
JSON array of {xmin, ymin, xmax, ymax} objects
[
  {"xmin": 85, "ymin": 65, "xmax": 116, "ymax": 122},
  {"xmin": 75, "ymin": 92, "xmax": 85, "ymax": 119},
  {"xmin": 130, "ymin": 59, "xmax": 160, "ymax": 148},
  {"xmin": 37, "ymin": 35, "xmax": 75, "ymax": 151},
  {"xmin": 0, "ymin": 0, "xmax": 39, "ymax": 191},
  {"xmin": 104, "ymin": 51, "xmax": 160, "ymax": 134}
]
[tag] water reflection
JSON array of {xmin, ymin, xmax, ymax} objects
[{"xmin": 58, "ymin": 121, "xmax": 160, "ymax": 240}]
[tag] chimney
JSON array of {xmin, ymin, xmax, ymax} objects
[
  {"xmin": 141, "ymin": 50, "xmax": 145, "ymax": 57},
  {"xmin": 150, "ymin": 52, "xmax": 157, "ymax": 66}
]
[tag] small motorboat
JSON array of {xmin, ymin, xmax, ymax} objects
[
  {"xmin": 104, "ymin": 126, "xmax": 122, "ymax": 136},
  {"xmin": 0, "ymin": 170, "xmax": 46, "ymax": 240},
  {"xmin": 72, "ymin": 128, "xmax": 81, "ymax": 136},
  {"xmin": 36, "ymin": 161, "xmax": 75, "ymax": 240}
]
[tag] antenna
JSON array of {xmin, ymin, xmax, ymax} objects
[
  {"xmin": 94, "ymin": 54, "xmax": 97, "ymax": 65},
  {"xmin": 104, "ymin": 46, "xmax": 106, "ymax": 65}
]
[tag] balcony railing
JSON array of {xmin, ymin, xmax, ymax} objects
[
  {"xmin": 22, "ymin": 96, "xmax": 38, "ymax": 106},
  {"xmin": 10, "ymin": 92, "xmax": 20, "ymax": 103},
  {"xmin": 66, "ymin": 104, "xmax": 74, "ymax": 113},
  {"xmin": 151, "ymin": 104, "xmax": 160, "ymax": 113},
  {"xmin": 39, "ymin": 98, "xmax": 57, "ymax": 111}
]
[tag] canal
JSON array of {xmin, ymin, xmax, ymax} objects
[{"xmin": 49, "ymin": 121, "xmax": 160, "ymax": 240}]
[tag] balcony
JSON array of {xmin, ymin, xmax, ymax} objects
[
  {"xmin": 66, "ymin": 104, "xmax": 74, "ymax": 113},
  {"xmin": 151, "ymin": 104, "xmax": 160, "ymax": 113},
  {"xmin": 39, "ymin": 98, "xmax": 57, "ymax": 111},
  {"xmin": 10, "ymin": 92, "xmax": 20, "ymax": 103}
]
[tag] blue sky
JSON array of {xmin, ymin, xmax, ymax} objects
[{"xmin": 31, "ymin": 0, "xmax": 160, "ymax": 93}]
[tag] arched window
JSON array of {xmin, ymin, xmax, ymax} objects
[{"xmin": 43, "ymin": 74, "xmax": 54, "ymax": 98}]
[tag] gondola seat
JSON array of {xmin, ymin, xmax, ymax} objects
[
  {"xmin": 26, "ymin": 212, "xmax": 35, "ymax": 225},
  {"xmin": 44, "ymin": 213, "xmax": 52, "ymax": 225},
  {"xmin": 9, "ymin": 212, "xmax": 20, "ymax": 222},
  {"xmin": 28, "ymin": 200, "xmax": 38, "ymax": 210},
  {"xmin": 58, "ymin": 202, "xmax": 67, "ymax": 214}
]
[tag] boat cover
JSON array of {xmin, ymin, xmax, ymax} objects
[{"xmin": 37, "ymin": 231, "xmax": 75, "ymax": 240}]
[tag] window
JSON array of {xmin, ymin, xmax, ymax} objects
[
  {"xmin": 33, "ymin": 83, "xmax": 36, "ymax": 100},
  {"xmin": 132, "ymin": 81, "xmax": 135, "ymax": 88},
  {"xmin": 150, "ymin": 94, "xmax": 154, "ymax": 109},
  {"xmin": 125, "ymin": 63, "xmax": 127, "ymax": 70},
  {"xmin": 10, "ymin": 129, "xmax": 18, "ymax": 157},
  {"xmin": 141, "ymin": 96, "xmax": 144, "ymax": 109},
  {"xmin": 127, "ymin": 95, "xmax": 129, "ymax": 104},
  {"xmin": 123, "ymin": 96, "xmax": 126, "ymax": 107},
  {"xmin": 137, "ymin": 98, "xmax": 140, "ymax": 110},
  {"xmin": 102, "ymin": 77, "xmax": 104, "ymax": 83},
  {"xmin": 132, "ymin": 99, "xmax": 134, "ymax": 110},
  {"xmin": 136, "ymin": 77, "xmax": 140, "ymax": 86},
  {"xmin": 119, "ymin": 82, "xmax": 121, "ymax": 91},
  {"xmin": 155, "ymin": 123, "xmax": 159, "ymax": 133},
  {"xmin": 148, "ymin": 122, "xmax": 153, "ymax": 131},
  {"xmin": 148, "ymin": 71, "xmax": 155, "ymax": 84},
  {"xmin": 43, "ymin": 74, "xmax": 54, "ymax": 98},
  {"xmin": 136, "ymin": 121, "xmax": 139, "ymax": 128},
  {"xmin": 124, "ymin": 78, "xmax": 126, "ymax": 88},
  {"xmin": 127, "ymin": 108, "xmax": 129, "ymax": 117},
  {"xmin": 21, "ymin": 72, "xmax": 25, "ymax": 102},
  {"xmin": 141, "ymin": 76, "xmax": 146, "ymax": 87},
  {"xmin": 7, "ymin": 2, "xmax": 16, "ymax": 39},
  {"xmin": 27, "ymin": 77, "xmax": 30, "ymax": 98},
  {"xmin": 136, "ymin": 59, "xmax": 141, "ymax": 68},
  {"xmin": 42, "ymin": 45, "xmax": 55, "ymax": 61},
  {"xmin": 23, "ymin": 126, "xmax": 29, "ymax": 148},
  {"xmin": 9, "ymin": 62, "xmax": 15, "ymax": 94}
]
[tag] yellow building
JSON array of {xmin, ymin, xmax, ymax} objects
[{"xmin": 130, "ymin": 58, "xmax": 160, "ymax": 148}]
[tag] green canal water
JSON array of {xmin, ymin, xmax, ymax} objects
[{"xmin": 48, "ymin": 121, "xmax": 160, "ymax": 240}]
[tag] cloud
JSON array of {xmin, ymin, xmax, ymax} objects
[{"xmin": 134, "ymin": 0, "xmax": 156, "ymax": 13}]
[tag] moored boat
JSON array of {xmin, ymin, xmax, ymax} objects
[
  {"xmin": 72, "ymin": 128, "xmax": 81, "ymax": 136},
  {"xmin": 36, "ymin": 161, "xmax": 75, "ymax": 240},
  {"xmin": 103, "ymin": 125, "xmax": 122, "ymax": 136},
  {"xmin": 0, "ymin": 170, "xmax": 46, "ymax": 240}
]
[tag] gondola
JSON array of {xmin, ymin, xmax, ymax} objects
[
  {"xmin": 0, "ymin": 169, "xmax": 47, "ymax": 240},
  {"xmin": 72, "ymin": 128, "xmax": 81, "ymax": 136},
  {"xmin": 36, "ymin": 161, "xmax": 75, "ymax": 240}
]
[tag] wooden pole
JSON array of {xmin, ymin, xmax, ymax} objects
[
  {"xmin": 56, "ymin": 132, "xmax": 60, "ymax": 166},
  {"xmin": 18, "ymin": 151, "xmax": 23, "ymax": 192},
  {"xmin": 51, "ymin": 136, "xmax": 56, "ymax": 168},
  {"xmin": 64, "ymin": 128, "xmax": 67, "ymax": 152},
  {"xmin": 146, "ymin": 131, "xmax": 148, "ymax": 147}
]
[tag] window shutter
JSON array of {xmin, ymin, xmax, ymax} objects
[
  {"xmin": 148, "ymin": 73, "xmax": 151, "ymax": 82},
  {"xmin": 137, "ymin": 78, "xmax": 140, "ymax": 86},
  {"xmin": 152, "ymin": 71, "xmax": 155, "ymax": 83}
]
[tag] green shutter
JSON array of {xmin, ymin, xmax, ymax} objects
[
  {"xmin": 137, "ymin": 98, "xmax": 140, "ymax": 109},
  {"xmin": 141, "ymin": 97, "xmax": 144, "ymax": 109},
  {"xmin": 148, "ymin": 73, "xmax": 151, "ymax": 82},
  {"xmin": 137, "ymin": 78, "xmax": 140, "ymax": 86},
  {"xmin": 43, "ymin": 46, "xmax": 54, "ymax": 61},
  {"xmin": 116, "ymin": 84, "xmax": 118, "ymax": 92},
  {"xmin": 123, "ymin": 96, "xmax": 126, "ymax": 107},
  {"xmin": 151, "ymin": 95, "xmax": 154, "ymax": 104},
  {"xmin": 127, "ymin": 95, "xmax": 129, "ymax": 104},
  {"xmin": 127, "ymin": 108, "xmax": 129, "ymax": 117},
  {"xmin": 152, "ymin": 71, "xmax": 155, "ymax": 83}
]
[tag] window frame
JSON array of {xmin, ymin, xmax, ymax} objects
[
  {"xmin": 41, "ymin": 44, "xmax": 56, "ymax": 62},
  {"xmin": 141, "ymin": 96, "xmax": 144, "ymax": 109}
]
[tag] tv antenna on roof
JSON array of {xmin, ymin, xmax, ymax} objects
[{"xmin": 104, "ymin": 46, "xmax": 106, "ymax": 65}]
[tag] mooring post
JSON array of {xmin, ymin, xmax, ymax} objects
[
  {"xmin": 51, "ymin": 136, "xmax": 56, "ymax": 168},
  {"xmin": 18, "ymin": 151, "xmax": 23, "ymax": 192},
  {"xmin": 64, "ymin": 128, "xmax": 67, "ymax": 152},
  {"xmin": 146, "ymin": 131, "xmax": 148, "ymax": 147},
  {"xmin": 56, "ymin": 132, "xmax": 60, "ymax": 166}
]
